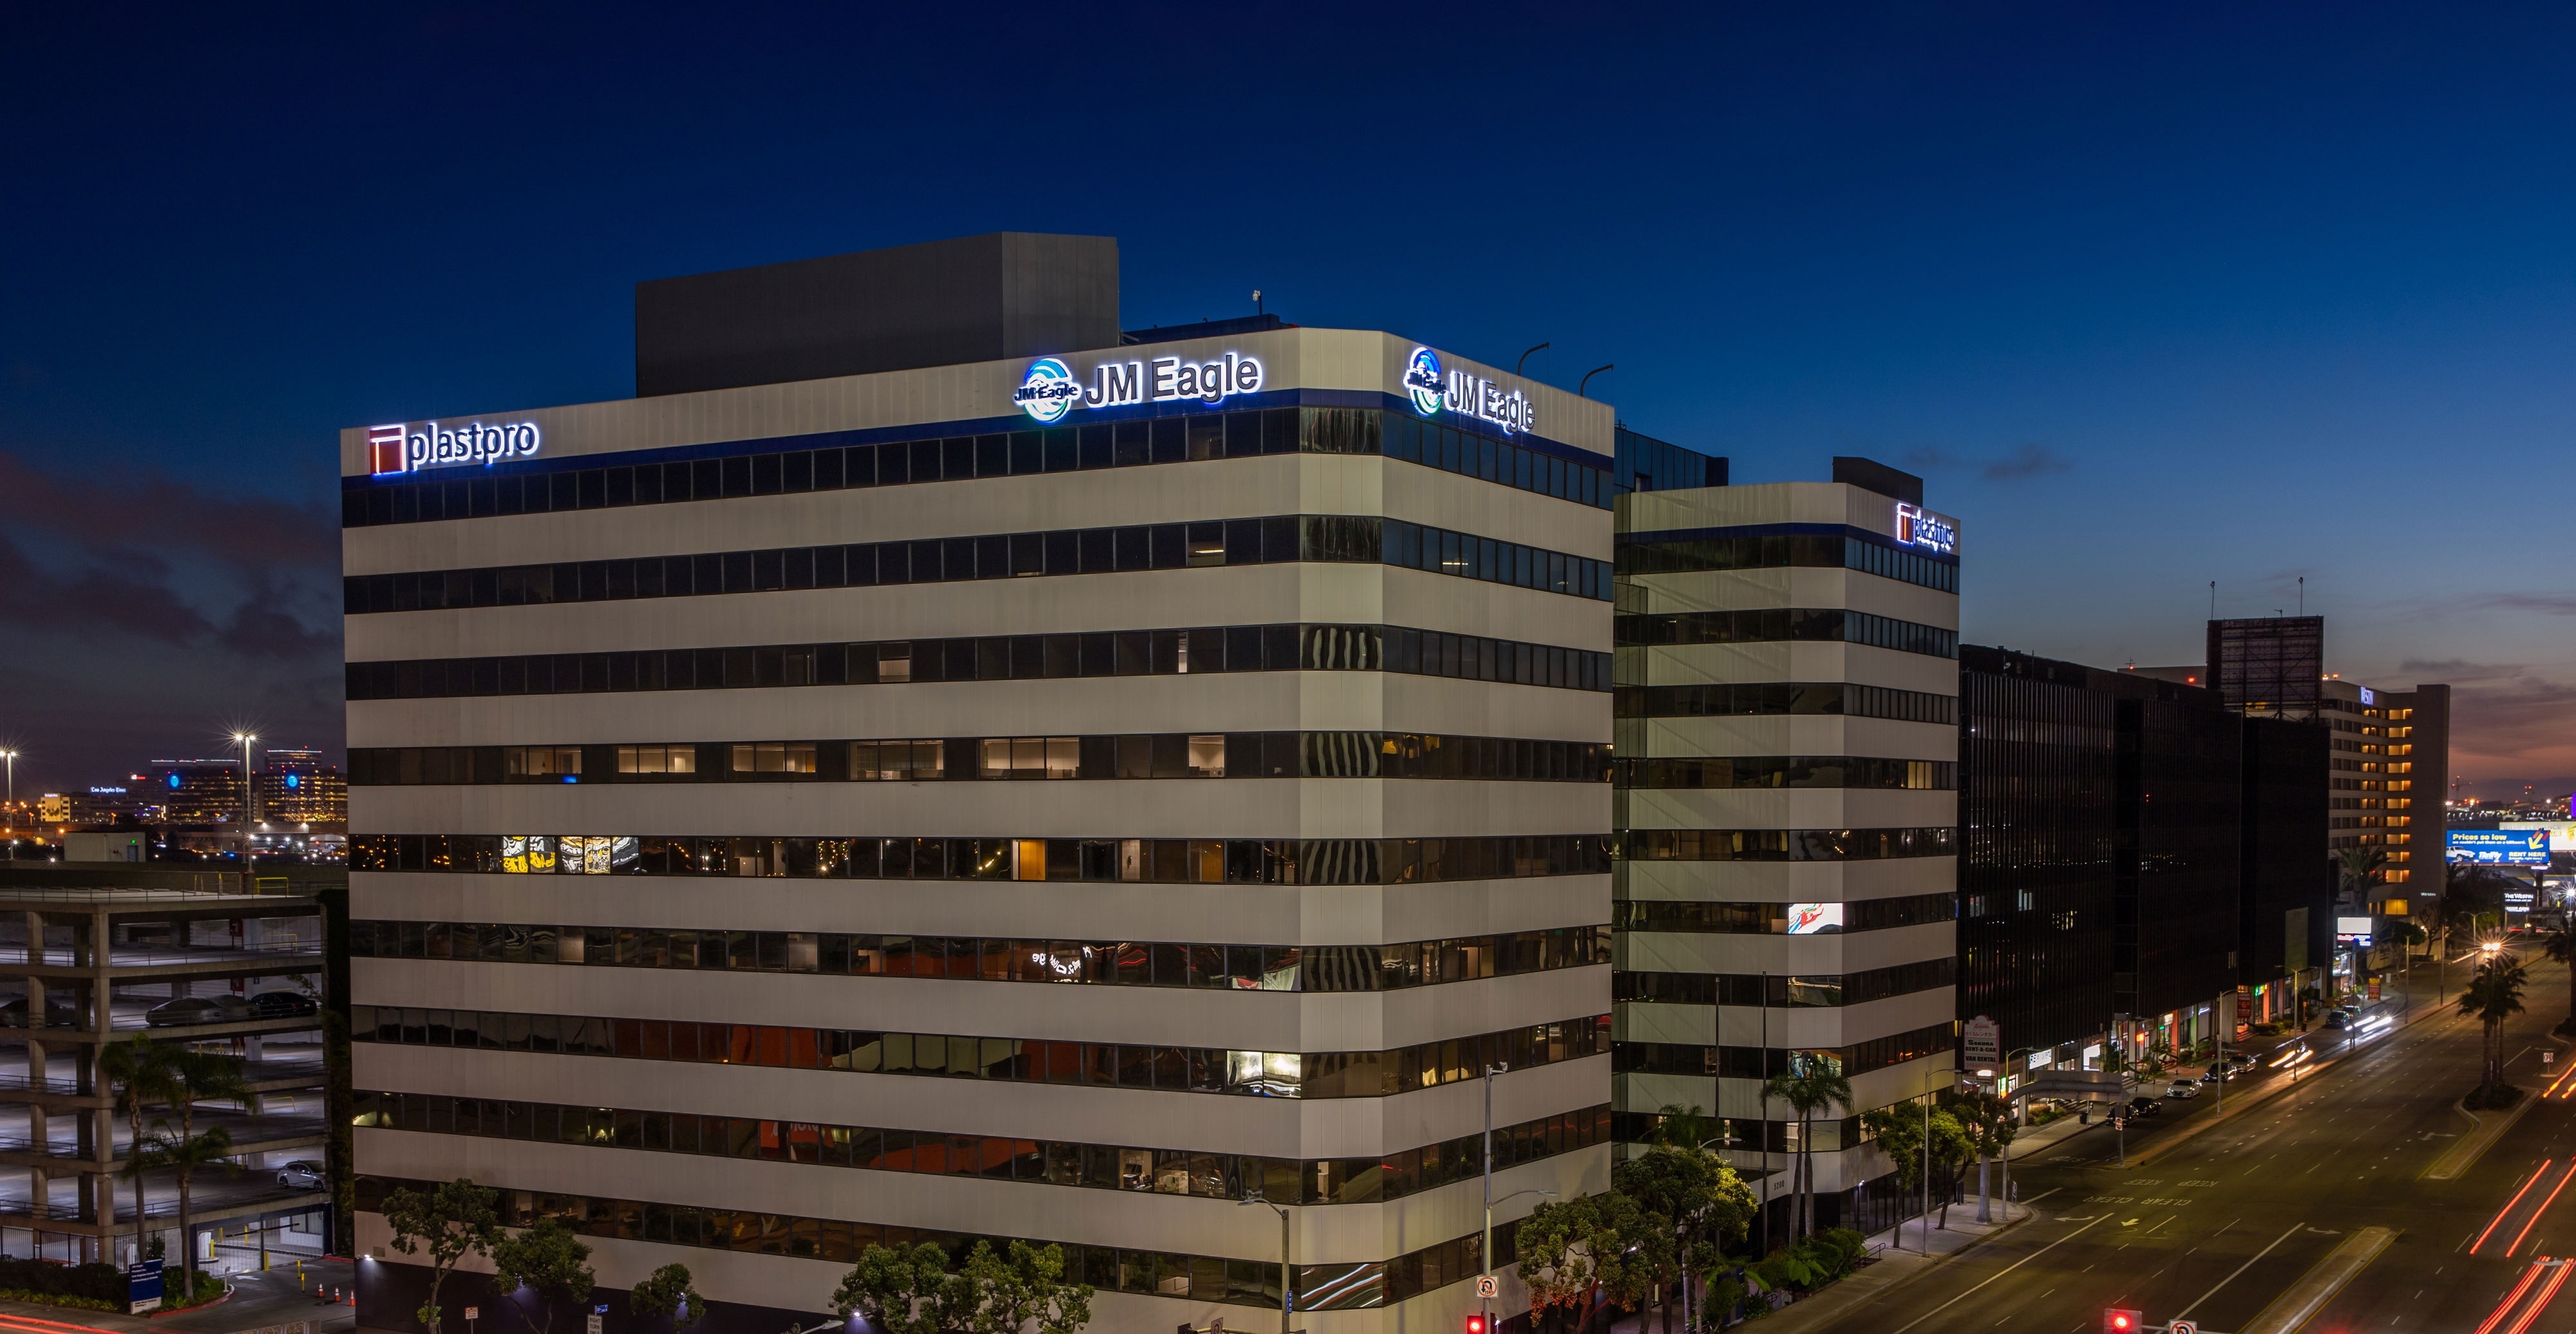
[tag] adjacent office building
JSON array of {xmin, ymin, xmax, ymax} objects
[
  {"xmin": 258, "ymin": 749, "xmax": 348, "ymax": 828},
  {"xmin": 342, "ymin": 234, "xmax": 1616, "ymax": 1334},
  {"xmin": 1956, "ymin": 649, "xmax": 2242, "ymax": 1079},
  {"xmin": 1609, "ymin": 457, "xmax": 1960, "ymax": 1235}
]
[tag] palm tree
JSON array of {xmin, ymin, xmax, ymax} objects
[
  {"xmin": 129, "ymin": 1124, "xmax": 238, "ymax": 1302},
  {"xmin": 99, "ymin": 1035, "xmax": 175, "ymax": 1260},
  {"xmin": 2459, "ymin": 955, "xmax": 2530, "ymax": 1089},
  {"xmin": 153, "ymin": 1049, "xmax": 247, "ymax": 1296},
  {"xmin": 2336, "ymin": 846, "xmax": 2389, "ymax": 906},
  {"xmin": 1763, "ymin": 1058, "xmax": 1853, "ymax": 1241}
]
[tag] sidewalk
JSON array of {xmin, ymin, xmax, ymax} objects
[{"xmin": 1743, "ymin": 1199, "xmax": 2040, "ymax": 1334}]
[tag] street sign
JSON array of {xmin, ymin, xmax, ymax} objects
[
  {"xmin": 587, "ymin": 1316, "xmax": 603, "ymax": 1334},
  {"xmin": 1476, "ymin": 1276, "xmax": 1498, "ymax": 1299},
  {"xmin": 466, "ymin": 1310, "xmax": 480, "ymax": 1322},
  {"xmin": 1964, "ymin": 1015, "xmax": 2001, "ymax": 1067},
  {"xmin": 2170, "ymin": 1320, "xmax": 2198, "ymax": 1334}
]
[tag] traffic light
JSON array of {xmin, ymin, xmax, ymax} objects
[
  {"xmin": 2104, "ymin": 1311, "xmax": 2141, "ymax": 1334},
  {"xmin": 1466, "ymin": 1316, "xmax": 1488, "ymax": 1334}
]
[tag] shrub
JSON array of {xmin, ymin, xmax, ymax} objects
[
  {"xmin": 0, "ymin": 1258, "xmax": 126, "ymax": 1304},
  {"xmin": 2466, "ymin": 1084, "xmax": 2526, "ymax": 1111}
]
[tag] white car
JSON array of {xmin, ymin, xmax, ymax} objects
[{"xmin": 2165, "ymin": 1078, "xmax": 2201, "ymax": 1099}]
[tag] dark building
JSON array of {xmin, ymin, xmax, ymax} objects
[
  {"xmin": 1611, "ymin": 426, "xmax": 1726, "ymax": 495},
  {"xmin": 2239, "ymin": 715, "xmax": 2333, "ymax": 1024},
  {"xmin": 1958, "ymin": 649, "xmax": 2242, "ymax": 1072}
]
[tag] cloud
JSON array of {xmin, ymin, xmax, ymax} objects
[
  {"xmin": 0, "ymin": 448, "xmax": 341, "ymax": 789},
  {"xmin": 1980, "ymin": 443, "xmax": 2072, "ymax": 481},
  {"xmin": 1899, "ymin": 443, "xmax": 2072, "ymax": 482}
]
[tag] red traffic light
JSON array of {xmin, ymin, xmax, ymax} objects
[
  {"xmin": 2104, "ymin": 1311, "xmax": 2140, "ymax": 1334},
  {"xmin": 1466, "ymin": 1317, "xmax": 1488, "ymax": 1334}
]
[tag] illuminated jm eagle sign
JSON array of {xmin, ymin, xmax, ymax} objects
[
  {"xmin": 369, "ymin": 419, "xmax": 542, "ymax": 474},
  {"xmin": 1012, "ymin": 352, "xmax": 1265, "ymax": 423}
]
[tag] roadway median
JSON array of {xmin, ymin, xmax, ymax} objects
[{"xmin": 2238, "ymin": 1226, "xmax": 2395, "ymax": 1334}]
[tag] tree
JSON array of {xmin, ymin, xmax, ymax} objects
[
  {"xmin": 99, "ymin": 1035, "xmax": 175, "ymax": 1263},
  {"xmin": 627, "ymin": 1264, "xmax": 705, "ymax": 1331},
  {"xmin": 2337, "ymin": 846, "xmax": 2389, "ymax": 906},
  {"xmin": 1515, "ymin": 1192, "xmax": 1661, "ymax": 1334},
  {"xmin": 1951, "ymin": 1091, "xmax": 2018, "ymax": 1223},
  {"xmin": 1764, "ymin": 1059, "xmax": 1853, "ymax": 1240},
  {"xmin": 833, "ymin": 1242, "xmax": 963, "ymax": 1334},
  {"xmin": 383, "ymin": 1177, "xmax": 502, "ymax": 1331},
  {"xmin": 1613, "ymin": 1145, "xmax": 1754, "ymax": 1334},
  {"xmin": 128, "ymin": 1124, "xmax": 238, "ymax": 1306},
  {"xmin": 2460, "ymin": 955, "xmax": 2530, "ymax": 1089},
  {"xmin": 957, "ymin": 1239, "xmax": 1093, "ymax": 1334},
  {"xmin": 1861, "ymin": 1105, "xmax": 1974, "ymax": 1230},
  {"xmin": 489, "ymin": 1217, "xmax": 596, "ymax": 1334}
]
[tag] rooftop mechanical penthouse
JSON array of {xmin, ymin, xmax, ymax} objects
[{"xmin": 341, "ymin": 233, "xmax": 1615, "ymax": 1334}]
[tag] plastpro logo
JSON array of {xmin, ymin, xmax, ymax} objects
[
  {"xmin": 1404, "ymin": 346, "xmax": 1444, "ymax": 417},
  {"xmin": 1012, "ymin": 357, "xmax": 1084, "ymax": 424}
]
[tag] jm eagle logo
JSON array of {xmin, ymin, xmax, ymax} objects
[
  {"xmin": 1404, "ymin": 347, "xmax": 1445, "ymax": 417},
  {"xmin": 1011, "ymin": 358, "xmax": 1085, "ymax": 424}
]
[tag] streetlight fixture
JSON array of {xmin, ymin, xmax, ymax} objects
[
  {"xmin": 0, "ymin": 749, "xmax": 14, "ymax": 859},
  {"xmin": 232, "ymin": 734, "xmax": 257, "ymax": 889},
  {"xmin": 1479, "ymin": 1063, "xmax": 1558, "ymax": 1333}
]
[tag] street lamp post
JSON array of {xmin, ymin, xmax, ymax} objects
[
  {"xmin": 1238, "ymin": 1194, "xmax": 1291, "ymax": 1334},
  {"xmin": 231, "ymin": 733, "xmax": 257, "ymax": 890},
  {"xmin": 0, "ymin": 749, "xmax": 14, "ymax": 859},
  {"xmin": 1479, "ymin": 1063, "xmax": 1555, "ymax": 1334}
]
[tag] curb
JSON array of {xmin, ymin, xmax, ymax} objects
[
  {"xmin": 2424, "ymin": 1091, "xmax": 2540, "ymax": 1181},
  {"xmin": 1749, "ymin": 1204, "xmax": 2047, "ymax": 1334},
  {"xmin": 2240, "ymin": 1226, "xmax": 2396, "ymax": 1334}
]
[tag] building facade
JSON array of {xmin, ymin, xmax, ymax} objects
[
  {"xmin": 1958, "ymin": 649, "xmax": 2242, "ymax": 1080},
  {"xmin": 2318, "ymin": 679, "xmax": 2449, "ymax": 910},
  {"xmin": 343, "ymin": 240, "xmax": 1615, "ymax": 1334},
  {"xmin": 1609, "ymin": 459, "xmax": 1960, "ymax": 1237},
  {"xmin": 258, "ymin": 750, "xmax": 348, "ymax": 827},
  {"xmin": 151, "ymin": 762, "xmax": 249, "ymax": 825}
]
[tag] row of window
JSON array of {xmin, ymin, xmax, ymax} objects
[
  {"xmin": 345, "ymin": 405, "xmax": 1613, "ymax": 529},
  {"xmin": 350, "ymin": 920, "xmax": 1609, "ymax": 993},
  {"xmin": 1613, "ymin": 957, "xmax": 1956, "ymax": 1008},
  {"xmin": 1613, "ymin": 892, "xmax": 1957, "ymax": 934},
  {"xmin": 1616, "ymin": 826, "xmax": 1958, "ymax": 862},
  {"xmin": 1609, "ymin": 1021, "xmax": 1959, "ymax": 1080},
  {"xmin": 353, "ymin": 1174, "xmax": 1499, "ymax": 1311},
  {"xmin": 354, "ymin": 1089, "xmax": 1607, "ymax": 1208},
  {"xmin": 1612, "ymin": 681, "xmax": 1957, "ymax": 725},
  {"xmin": 1615, "ymin": 529, "xmax": 1960, "ymax": 594},
  {"xmin": 349, "ymin": 1005, "xmax": 1611, "ymax": 1100},
  {"xmin": 342, "ymin": 515, "xmax": 1610, "ymax": 614},
  {"xmin": 1612, "ymin": 756, "xmax": 1955, "ymax": 792},
  {"xmin": 348, "ymin": 732, "xmax": 1614, "ymax": 786},
  {"xmin": 1615, "ymin": 608, "xmax": 1958, "ymax": 658},
  {"xmin": 344, "ymin": 624, "xmax": 1613, "ymax": 701},
  {"xmin": 348, "ymin": 833, "xmax": 1612, "ymax": 884}
]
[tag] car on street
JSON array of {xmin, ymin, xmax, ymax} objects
[
  {"xmin": 248, "ymin": 990, "xmax": 318, "ymax": 1018},
  {"xmin": 145, "ymin": 996, "xmax": 251, "ymax": 1027},
  {"xmin": 2166, "ymin": 1078, "xmax": 2201, "ymax": 1098},
  {"xmin": 2125, "ymin": 1097, "xmax": 2164, "ymax": 1118},
  {"xmin": 2227, "ymin": 1051, "xmax": 2259, "ymax": 1070},
  {"xmin": 2325, "ymin": 1011, "xmax": 2352, "ymax": 1029},
  {"xmin": 275, "ymin": 1160, "xmax": 323, "ymax": 1189}
]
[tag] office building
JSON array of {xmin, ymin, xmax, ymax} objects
[
  {"xmin": 342, "ymin": 234, "xmax": 1615, "ymax": 1334},
  {"xmin": 1610, "ymin": 457, "xmax": 1960, "ymax": 1236},
  {"xmin": 151, "ymin": 761, "xmax": 249, "ymax": 826},
  {"xmin": 258, "ymin": 750, "xmax": 348, "ymax": 827},
  {"xmin": 1956, "ymin": 649, "xmax": 2240, "ymax": 1079},
  {"xmin": 2318, "ymin": 680, "xmax": 2448, "ymax": 908}
]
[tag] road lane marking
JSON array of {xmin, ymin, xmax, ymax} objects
[
  {"xmin": 2239, "ymin": 1226, "xmax": 2398, "ymax": 1334},
  {"xmin": 2172, "ymin": 1220, "xmax": 2307, "ymax": 1322},
  {"xmin": 2504, "ymin": 1259, "xmax": 2574, "ymax": 1334},
  {"xmin": 1883, "ymin": 1214, "xmax": 2114, "ymax": 1334},
  {"xmin": 2474, "ymin": 1268, "xmax": 2546, "ymax": 1334}
]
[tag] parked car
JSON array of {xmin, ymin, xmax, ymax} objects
[
  {"xmin": 248, "ymin": 991, "xmax": 319, "ymax": 1018},
  {"xmin": 0, "ymin": 995, "xmax": 78, "ymax": 1027},
  {"xmin": 275, "ymin": 1160, "xmax": 324, "ymax": 1190},
  {"xmin": 2166, "ymin": 1078, "xmax": 2201, "ymax": 1099},
  {"xmin": 145, "ymin": 996, "xmax": 251, "ymax": 1027}
]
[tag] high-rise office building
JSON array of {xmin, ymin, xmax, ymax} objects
[
  {"xmin": 258, "ymin": 749, "xmax": 347, "ymax": 826},
  {"xmin": 342, "ymin": 234, "xmax": 1616, "ymax": 1334},
  {"xmin": 1610, "ymin": 457, "xmax": 1960, "ymax": 1236},
  {"xmin": 2318, "ymin": 679, "xmax": 2448, "ymax": 908},
  {"xmin": 150, "ymin": 761, "xmax": 249, "ymax": 825}
]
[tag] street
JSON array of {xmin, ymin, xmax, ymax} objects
[{"xmin": 1800, "ymin": 956, "xmax": 2576, "ymax": 1333}]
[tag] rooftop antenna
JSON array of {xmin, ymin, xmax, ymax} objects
[
  {"xmin": 2298, "ymin": 576, "xmax": 2304, "ymax": 616},
  {"xmin": 2208, "ymin": 581, "xmax": 2216, "ymax": 620},
  {"xmin": 1252, "ymin": 290, "xmax": 1262, "ymax": 316}
]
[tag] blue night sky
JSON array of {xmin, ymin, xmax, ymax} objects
[{"xmin": 1, "ymin": 4, "xmax": 2570, "ymax": 799}]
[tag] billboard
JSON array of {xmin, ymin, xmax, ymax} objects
[
  {"xmin": 2336, "ymin": 915, "xmax": 2374, "ymax": 946},
  {"xmin": 2448, "ymin": 829, "xmax": 2550, "ymax": 866},
  {"xmin": 1786, "ymin": 902, "xmax": 1844, "ymax": 935}
]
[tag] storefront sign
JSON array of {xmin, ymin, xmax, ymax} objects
[
  {"xmin": 370, "ymin": 419, "xmax": 542, "ymax": 475},
  {"xmin": 1403, "ymin": 345, "xmax": 1537, "ymax": 436},
  {"xmin": 1896, "ymin": 502, "xmax": 1957, "ymax": 553},
  {"xmin": 1964, "ymin": 1015, "xmax": 2000, "ymax": 1067},
  {"xmin": 1013, "ymin": 353, "xmax": 1265, "ymax": 423}
]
